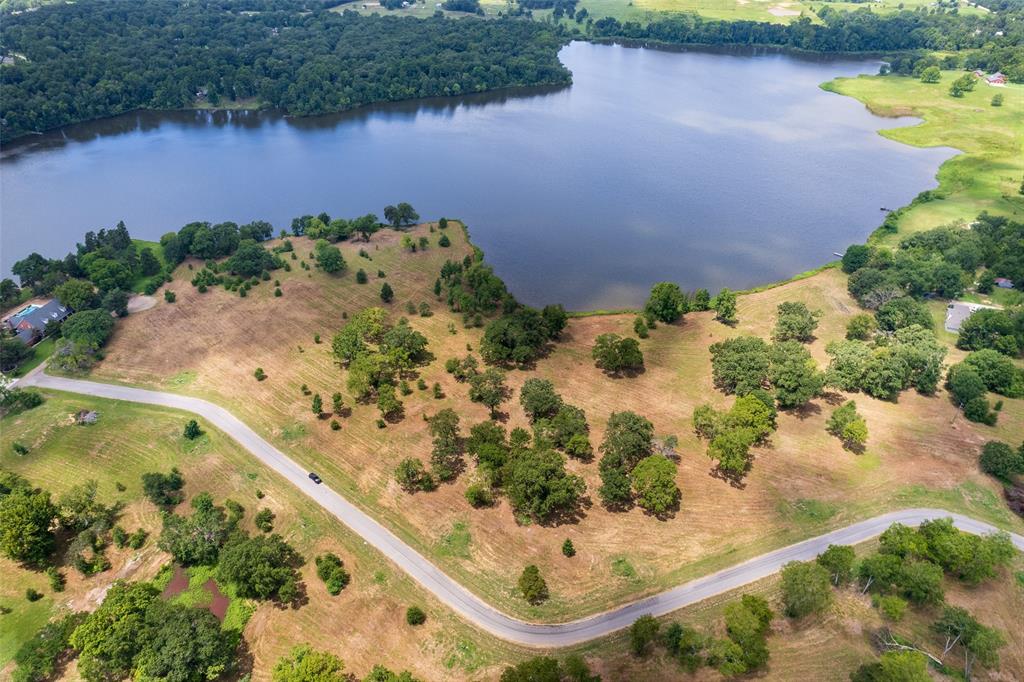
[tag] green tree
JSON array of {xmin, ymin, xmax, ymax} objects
[
  {"xmin": 468, "ymin": 367, "xmax": 509, "ymax": 417},
  {"xmin": 311, "ymin": 393, "xmax": 323, "ymax": 416},
  {"xmin": 183, "ymin": 419, "xmax": 201, "ymax": 440},
  {"xmin": 780, "ymin": 560, "xmax": 833, "ymax": 618},
  {"xmin": 61, "ymin": 309, "xmax": 115, "ymax": 347},
  {"xmin": 850, "ymin": 651, "xmax": 930, "ymax": 682},
  {"xmin": 561, "ymin": 538, "xmax": 575, "ymax": 557},
  {"xmin": 518, "ymin": 564, "xmax": 548, "ymax": 603},
  {"xmin": 505, "ymin": 448, "xmax": 585, "ymax": 522},
  {"xmin": 591, "ymin": 333, "xmax": 644, "ymax": 374},
  {"xmin": 217, "ymin": 532, "xmax": 300, "ymax": 601},
  {"xmin": 394, "ymin": 458, "xmax": 435, "ymax": 493},
  {"xmin": 272, "ymin": 645, "xmax": 346, "ymax": 682},
  {"xmin": 629, "ymin": 614, "xmax": 660, "ymax": 656},
  {"xmin": 846, "ymin": 313, "xmax": 877, "ymax": 340},
  {"xmin": 816, "ymin": 544, "xmax": 855, "ymax": 585},
  {"xmin": 54, "ymin": 278, "xmax": 98, "ymax": 311},
  {"xmin": 380, "ymin": 282, "xmax": 394, "ymax": 303},
  {"xmin": 773, "ymin": 301, "xmax": 819, "ymax": 342},
  {"xmin": 405, "ymin": 606, "xmax": 426, "ymax": 625},
  {"xmin": 709, "ymin": 336, "xmax": 770, "ymax": 395},
  {"xmin": 932, "ymin": 606, "xmax": 1006, "ymax": 679},
  {"xmin": 70, "ymin": 581, "xmax": 161, "ymax": 682},
  {"xmin": 12, "ymin": 612, "xmax": 86, "ymax": 682},
  {"xmin": 428, "ymin": 408, "xmax": 462, "ymax": 481},
  {"xmin": 519, "ymin": 378, "xmax": 562, "ymax": 422},
  {"xmin": 645, "ymin": 282, "xmax": 687, "ymax": 323},
  {"xmin": 979, "ymin": 440, "xmax": 1024, "ymax": 479},
  {"xmin": 629, "ymin": 455, "xmax": 680, "ymax": 516},
  {"xmin": 0, "ymin": 483, "xmax": 57, "ymax": 564},
  {"xmin": 157, "ymin": 493, "xmax": 229, "ymax": 566},
  {"xmin": 713, "ymin": 288, "xmax": 738, "ymax": 323},
  {"xmin": 315, "ymin": 553, "xmax": 351, "ymax": 595},
  {"xmin": 140, "ymin": 468, "xmax": 185, "ymax": 507},
  {"xmin": 134, "ymin": 601, "xmax": 236, "ymax": 682},
  {"xmin": 769, "ymin": 341, "xmax": 822, "ymax": 408},
  {"xmin": 826, "ymin": 400, "xmax": 868, "ymax": 449},
  {"xmin": 920, "ymin": 65, "xmax": 941, "ymax": 83},
  {"xmin": 313, "ymin": 240, "xmax": 346, "ymax": 274}
]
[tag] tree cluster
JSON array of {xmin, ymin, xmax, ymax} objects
[{"xmin": 692, "ymin": 392, "xmax": 777, "ymax": 480}]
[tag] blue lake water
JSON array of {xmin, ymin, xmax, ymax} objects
[{"xmin": 0, "ymin": 41, "xmax": 955, "ymax": 309}]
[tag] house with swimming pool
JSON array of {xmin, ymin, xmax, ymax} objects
[{"xmin": 2, "ymin": 299, "xmax": 72, "ymax": 345}]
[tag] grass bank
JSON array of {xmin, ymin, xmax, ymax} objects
[{"xmin": 822, "ymin": 73, "xmax": 1024, "ymax": 247}]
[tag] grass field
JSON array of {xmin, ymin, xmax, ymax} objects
[
  {"xmin": 0, "ymin": 393, "xmax": 529, "ymax": 680},
  {"xmin": 78, "ymin": 222, "xmax": 1024, "ymax": 628},
  {"xmin": 823, "ymin": 73, "xmax": 1024, "ymax": 248},
  {"xmin": 3, "ymin": 395, "xmax": 1021, "ymax": 680}
]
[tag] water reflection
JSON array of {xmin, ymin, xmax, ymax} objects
[{"xmin": 0, "ymin": 42, "xmax": 954, "ymax": 309}]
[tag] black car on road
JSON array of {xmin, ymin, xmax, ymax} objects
[{"xmin": 308, "ymin": 472, "xmax": 322, "ymax": 484}]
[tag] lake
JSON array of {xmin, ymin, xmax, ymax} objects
[{"xmin": 0, "ymin": 41, "xmax": 955, "ymax": 310}]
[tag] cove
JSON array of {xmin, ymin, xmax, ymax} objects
[{"xmin": 0, "ymin": 41, "xmax": 955, "ymax": 310}]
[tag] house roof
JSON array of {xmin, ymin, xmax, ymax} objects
[{"xmin": 8, "ymin": 299, "xmax": 71, "ymax": 332}]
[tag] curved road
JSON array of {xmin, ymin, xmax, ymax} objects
[{"xmin": 21, "ymin": 373, "xmax": 1024, "ymax": 648}]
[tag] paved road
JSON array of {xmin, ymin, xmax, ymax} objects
[{"xmin": 21, "ymin": 373, "xmax": 1024, "ymax": 647}]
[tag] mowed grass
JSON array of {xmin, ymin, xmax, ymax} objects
[
  {"xmin": 83, "ymin": 222, "xmax": 1024, "ymax": 625},
  {"xmin": 0, "ymin": 393, "xmax": 528, "ymax": 680},
  {"xmin": 824, "ymin": 73, "xmax": 1024, "ymax": 247}
]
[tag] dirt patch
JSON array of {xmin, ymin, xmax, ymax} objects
[
  {"xmin": 768, "ymin": 5, "xmax": 800, "ymax": 16},
  {"xmin": 127, "ymin": 294, "xmax": 156, "ymax": 314}
]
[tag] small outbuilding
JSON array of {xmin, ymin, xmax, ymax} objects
[{"xmin": 994, "ymin": 277, "xmax": 1014, "ymax": 289}]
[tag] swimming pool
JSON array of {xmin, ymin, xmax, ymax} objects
[{"xmin": 10, "ymin": 304, "xmax": 40, "ymax": 319}]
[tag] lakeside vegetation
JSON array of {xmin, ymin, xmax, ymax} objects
[{"xmin": 824, "ymin": 71, "xmax": 1024, "ymax": 247}]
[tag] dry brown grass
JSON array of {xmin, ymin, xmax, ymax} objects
[{"xmin": 89, "ymin": 226, "xmax": 1024, "ymax": 625}]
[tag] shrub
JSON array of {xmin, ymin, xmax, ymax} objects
[
  {"xmin": 254, "ymin": 367, "xmax": 266, "ymax": 381},
  {"xmin": 878, "ymin": 595, "xmax": 907, "ymax": 622},
  {"xmin": 164, "ymin": 290, "xmax": 176, "ymax": 303},
  {"xmin": 780, "ymin": 560, "xmax": 833, "ymax": 618},
  {"xmin": 518, "ymin": 565, "xmax": 548, "ymax": 603},
  {"xmin": 315, "ymin": 553, "xmax": 351, "ymax": 595},
  {"xmin": 406, "ymin": 606, "xmax": 426, "ymax": 625},
  {"xmin": 356, "ymin": 269, "xmax": 368, "ymax": 284},
  {"xmin": 561, "ymin": 538, "xmax": 576, "ymax": 557},
  {"xmin": 254, "ymin": 508, "xmax": 275, "ymax": 532},
  {"xmin": 26, "ymin": 588, "xmax": 43, "ymax": 602},
  {"xmin": 464, "ymin": 483, "xmax": 494, "ymax": 508},
  {"xmin": 979, "ymin": 440, "xmax": 1024, "ymax": 479}
]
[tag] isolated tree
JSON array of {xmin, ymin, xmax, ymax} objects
[
  {"xmin": 979, "ymin": 440, "xmax": 1024, "ymax": 479},
  {"xmin": 405, "ymin": 606, "xmax": 426, "ymax": 625},
  {"xmin": 383, "ymin": 202, "xmax": 419, "ymax": 228},
  {"xmin": 468, "ymin": 368, "xmax": 509, "ymax": 417},
  {"xmin": 780, "ymin": 560, "xmax": 833, "ymax": 618},
  {"xmin": 592, "ymin": 334, "xmax": 644, "ymax": 374},
  {"xmin": 713, "ymin": 288, "xmax": 738, "ymax": 324},
  {"xmin": 561, "ymin": 538, "xmax": 575, "ymax": 557},
  {"xmin": 315, "ymin": 553, "xmax": 350, "ymax": 595},
  {"xmin": 272, "ymin": 646, "xmax": 346, "ymax": 682},
  {"xmin": 645, "ymin": 282, "xmax": 687, "ymax": 323},
  {"xmin": 141, "ymin": 468, "xmax": 185, "ymax": 507},
  {"xmin": 773, "ymin": 301, "xmax": 819, "ymax": 342},
  {"xmin": 183, "ymin": 419, "xmax": 202, "ymax": 440},
  {"xmin": 61, "ymin": 309, "xmax": 115, "ymax": 347},
  {"xmin": 311, "ymin": 393, "xmax": 323, "ymax": 416},
  {"xmin": 395, "ymin": 458, "xmax": 434, "ymax": 493},
  {"xmin": 518, "ymin": 565, "xmax": 548, "ymax": 604},
  {"xmin": 629, "ymin": 455, "xmax": 680, "ymax": 515},
  {"xmin": 920, "ymin": 65, "xmax": 941, "ymax": 83},
  {"xmin": 826, "ymin": 400, "xmax": 868, "ymax": 449},
  {"xmin": 629, "ymin": 615, "xmax": 660, "ymax": 656},
  {"xmin": 519, "ymin": 378, "xmax": 562, "ymax": 422},
  {"xmin": 380, "ymin": 282, "xmax": 394, "ymax": 303},
  {"xmin": 332, "ymin": 392, "xmax": 344, "ymax": 415},
  {"xmin": 157, "ymin": 493, "xmax": 229, "ymax": 566}
]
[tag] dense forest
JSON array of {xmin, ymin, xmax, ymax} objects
[
  {"xmin": 591, "ymin": 8, "xmax": 1024, "ymax": 73},
  {"xmin": 0, "ymin": 0, "xmax": 571, "ymax": 141}
]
